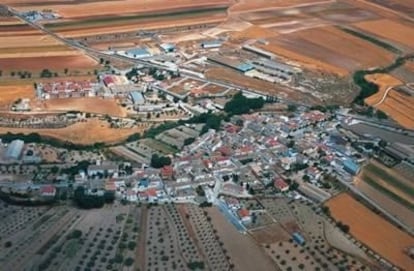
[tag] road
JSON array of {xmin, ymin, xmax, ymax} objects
[{"xmin": 372, "ymin": 86, "xmax": 394, "ymax": 107}]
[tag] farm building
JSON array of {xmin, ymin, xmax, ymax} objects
[
  {"xmin": 207, "ymin": 55, "xmax": 254, "ymax": 73},
  {"xmin": 5, "ymin": 139, "xmax": 24, "ymax": 160},
  {"xmin": 201, "ymin": 40, "xmax": 222, "ymax": 49},
  {"xmin": 129, "ymin": 91, "xmax": 145, "ymax": 105},
  {"xmin": 242, "ymin": 44, "xmax": 274, "ymax": 59},
  {"xmin": 343, "ymin": 158, "xmax": 360, "ymax": 175},
  {"xmin": 160, "ymin": 43, "xmax": 176, "ymax": 53},
  {"xmin": 125, "ymin": 47, "xmax": 152, "ymax": 58}
]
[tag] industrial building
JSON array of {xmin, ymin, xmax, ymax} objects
[
  {"xmin": 125, "ymin": 47, "xmax": 152, "ymax": 58},
  {"xmin": 5, "ymin": 139, "xmax": 24, "ymax": 160},
  {"xmin": 207, "ymin": 55, "xmax": 254, "ymax": 73},
  {"xmin": 130, "ymin": 91, "xmax": 145, "ymax": 105},
  {"xmin": 160, "ymin": 43, "xmax": 176, "ymax": 53},
  {"xmin": 201, "ymin": 40, "xmax": 222, "ymax": 49}
]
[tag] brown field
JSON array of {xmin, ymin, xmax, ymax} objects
[
  {"xmin": 256, "ymin": 26, "xmax": 395, "ymax": 76},
  {"xmin": 0, "ymin": 15, "xmax": 97, "ymax": 73},
  {"xmin": 326, "ymin": 193, "xmax": 414, "ymax": 271},
  {"xmin": 207, "ymin": 207, "xmax": 278, "ymax": 271},
  {"xmin": 229, "ymin": 0, "xmax": 332, "ymax": 12},
  {"xmin": 365, "ymin": 0, "xmax": 414, "ymax": 17},
  {"xmin": 5, "ymin": 0, "xmax": 231, "ymax": 18},
  {"xmin": 38, "ymin": 98, "xmax": 127, "ymax": 117},
  {"xmin": 354, "ymin": 19, "xmax": 414, "ymax": 50},
  {"xmin": 354, "ymin": 177, "xmax": 414, "ymax": 229},
  {"xmin": 0, "ymin": 118, "xmax": 145, "ymax": 145},
  {"xmin": 229, "ymin": 25, "xmax": 278, "ymax": 42},
  {"xmin": 364, "ymin": 74, "xmax": 414, "ymax": 129},
  {"xmin": 0, "ymin": 85, "xmax": 35, "ymax": 107}
]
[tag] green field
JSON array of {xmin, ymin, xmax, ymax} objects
[{"xmin": 364, "ymin": 163, "xmax": 414, "ymax": 197}]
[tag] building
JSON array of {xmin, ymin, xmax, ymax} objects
[
  {"xmin": 125, "ymin": 47, "xmax": 152, "ymax": 58},
  {"xmin": 40, "ymin": 185, "xmax": 56, "ymax": 197},
  {"xmin": 129, "ymin": 91, "xmax": 145, "ymax": 105},
  {"xmin": 5, "ymin": 139, "xmax": 24, "ymax": 160},
  {"xmin": 207, "ymin": 55, "xmax": 254, "ymax": 73},
  {"xmin": 160, "ymin": 43, "xmax": 176, "ymax": 53},
  {"xmin": 292, "ymin": 232, "xmax": 306, "ymax": 246},
  {"xmin": 342, "ymin": 158, "xmax": 360, "ymax": 175},
  {"xmin": 201, "ymin": 40, "xmax": 222, "ymax": 49},
  {"xmin": 274, "ymin": 178, "xmax": 289, "ymax": 192}
]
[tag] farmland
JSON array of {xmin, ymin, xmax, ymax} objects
[
  {"xmin": 326, "ymin": 193, "xmax": 414, "ymax": 271},
  {"xmin": 255, "ymin": 26, "xmax": 395, "ymax": 76},
  {"xmin": 354, "ymin": 19, "xmax": 414, "ymax": 51},
  {"xmin": 356, "ymin": 160, "xmax": 414, "ymax": 210},
  {"xmin": 4, "ymin": 0, "xmax": 231, "ymax": 38},
  {"xmin": 0, "ymin": 118, "xmax": 147, "ymax": 145}
]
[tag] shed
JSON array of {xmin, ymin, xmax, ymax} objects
[
  {"xmin": 160, "ymin": 43, "xmax": 175, "ymax": 53},
  {"xmin": 201, "ymin": 40, "xmax": 222, "ymax": 49},
  {"xmin": 343, "ymin": 158, "xmax": 360, "ymax": 175},
  {"xmin": 130, "ymin": 91, "xmax": 145, "ymax": 105},
  {"xmin": 292, "ymin": 232, "xmax": 306, "ymax": 246}
]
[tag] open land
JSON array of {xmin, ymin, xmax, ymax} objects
[
  {"xmin": 38, "ymin": 97, "xmax": 127, "ymax": 118},
  {"xmin": 0, "ymin": 118, "xmax": 146, "ymax": 145},
  {"xmin": 326, "ymin": 193, "xmax": 414, "ymax": 271},
  {"xmin": 0, "ymin": 85, "xmax": 35, "ymax": 107}
]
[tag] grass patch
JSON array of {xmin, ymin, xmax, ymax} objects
[
  {"xmin": 141, "ymin": 138, "xmax": 178, "ymax": 154},
  {"xmin": 365, "ymin": 163, "xmax": 414, "ymax": 197},
  {"xmin": 362, "ymin": 173, "xmax": 414, "ymax": 210},
  {"xmin": 338, "ymin": 27, "xmax": 401, "ymax": 54}
]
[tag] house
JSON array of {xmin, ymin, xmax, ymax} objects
[
  {"xmin": 40, "ymin": 185, "xmax": 56, "ymax": 197},
  {"xmin": 161, "ymin": 165, "xmax": 174, "ymax": 180},
  {"xmin": 237, "ymin": 208, "xmax": 252, "ymax": 224},
  {"xmin": 274, "ymin": 178, "xmax": 289, "ymax": 192},
  {"xmin": 126, "ymin": 190, "xmax": 138, "ymax": 202},
  {"xmin": 87, "ymin": 162, "xmax": 118, "ymax": 176}
]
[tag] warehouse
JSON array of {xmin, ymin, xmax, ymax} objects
[
  {"xmin": 130, "ymin": 91, "xmax": 145, "ymax": 105},
  {"xmin": 201, "ymin": 40, "xmax": 222, "ymax": 49},
  {"xmin": 5, "ymin": 139, "xmax": 24, "ymax": 160},
  {"xmin": 125, "ymin": 47, "xmax": 152, "ymax": 59},
  {"xmin": 207, "ymin": 55, "xmax": 254, "ymax": 73}
]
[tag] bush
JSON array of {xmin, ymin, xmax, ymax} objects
[{"xmin": 124, "ymin": 257, "xmax": 134, "ymax": 266}]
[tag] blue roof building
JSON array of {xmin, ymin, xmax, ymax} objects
[
  {"xmin": 130, "ymin": 91, "xmax": 145, "ymax": 105},
  {"xmin": 237, "ymin": 63, "xmax": 254, "ymax": 72},
  {"xmin": 292, "ymin": 232, "xmax": 306, "ymax": 246},
  {"xmin": 6, "ymin": 139, "xmax": 24, "ymax": 160},
  {"xmin": 343, "ymin": 158, "xmax": 360, "ymax": 175}
]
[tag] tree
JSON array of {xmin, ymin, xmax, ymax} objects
[
  {"xmin": 287, "ymin": 104, "xmax": 297, "ymax": 112},
  {"xmin": 124, "ymin": 257, "xmax": 134, "ymax": 266},
  {"xmin": 150, "ymin": 154, "xmax": 171, "ymax": 168},
  {"xmin": 302, "ymin": 175, "xmax": 310, "ymax": 182},
  {"xmin": 184, "ymin": 137, "xmax": 195, "ymax": 146},
  {"xmin": 4, "ymin": 241, "xmax": 12, "ymax": 248},
  {"xmin": 224, "ymin": 92, "xmax": 264, "ymax": 115}
]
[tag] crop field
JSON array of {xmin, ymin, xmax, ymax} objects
[
  {"xmin": 365, "ymin": 0, "xmax": 414, "ymax": 17},
  {"xmin": 354, "ymin": 19, "xmax": 414, "ymax": 51},
  {"xmin": 255, "ymin": 26, "xmax": 395, "ymax": 76},
  {"xmin": 326, "ymin": 193, "xmax": 414, "ymax": 271},
  {"xmin": 0, "ymin": 84, "xmax": 35, "ymax": 107},
  {"xmin": 357, "ymin": 160, "xmax": 414, "ymax": 210},
  {"xmin": 0, "ymin": 16, "xmax": 97, "ymax": 74},
  {"xmin": 363, "ymin": 73, "xmax": 414, "ymax": 128},
  {"xmin": 4, "ymin": 0, "xmax": 231, "ymax": 38},
  {"xmin": 0, "ymin": 118, "xmax": 146, "ymax": 145},
  {"xmin": 229, "ymin": 0, "xmax": 334, "ymax": 12}
]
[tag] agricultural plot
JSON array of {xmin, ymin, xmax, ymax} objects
[
  {"xmin": 326, "ymin": 193, "xmax": 414, "ymax": 271},
  {"xmin": 356, "ymin": 160, "xmax": 414, "ymax": 210},
  {"xmin": 0, "ymin": 118, "xmax": 147, "ymax": 145},
  {"xmin": 144, "ymin": 204, "xmax": 204, "ymax": 271},
  {"xmin": 5, "ymin": 0, "xmax": 231, "ymax": 38},
  {"xmin": 354, "ymin": 19, "xmax": 414, "ymax": 51},
  {"xmin": 257, "ymin": 26, "xmax": 394, "ymax": 76},
  {"xmin": 253, "ymin": 198, "xmax": 373, "ymax": 271}
]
